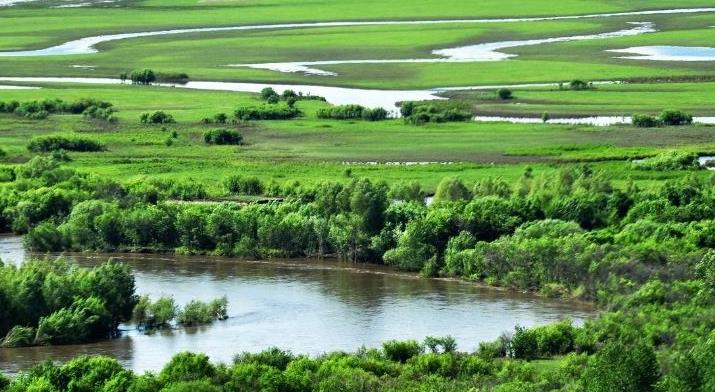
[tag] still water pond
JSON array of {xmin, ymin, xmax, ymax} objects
[{"xmin": 0, "ymin": 236, "xmax": 595, "ymax": 375}]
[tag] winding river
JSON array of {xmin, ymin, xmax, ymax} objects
[
  {"xmin": 0, "ymin": 8, "xmax": 713, "ymax": 58},
  {"xmin": 235, "ymin": 22, "xmax": 655, "ymax": 76},
  {"xmin": 0, "ymin": 236, "xmax": 596, "ymax": 375}
]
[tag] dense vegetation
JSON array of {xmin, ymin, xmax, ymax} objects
[
  {"xmin": 0, "ymin": 98, "xmax": 114, "ymax": 120},
  {"xmin": 203, "ymin": 129, "xmax": 243, "ymax": 145},
  {"xmin": 27, "ymin": 135, "xmax": 106, "ymax": 153},
  {"xmin": 632, "ymin": 110, "xmax": 694, "ymax": 128},
  {"xmin": 0, "ymin": 259, "xmax": 136, "ymax": 347},
  {"xmin": 2, "ymin": 0, "xmax": 715, "ymax": 385},
  {"xmin": 0, "ymin": 156, "xmax": 709, "ymax": 307},
  {"xmin": 316, "ymin": 105, "xmax": 388, "ymax": 121},
  {"xmin": 400, "ymin": 102, "xmax": 472, "ymax": 124},
  {"xmin": 234, "ymin": 104, "xmax": 301, "ymax": 121}
]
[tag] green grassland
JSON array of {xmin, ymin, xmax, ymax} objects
[
  {"xmin": 0, "ymin": 1, "xmax": 714, "ymax": 89},
  {"xmin": 1, "ymin": 83, "xmax": 713, "ymax": 193}
]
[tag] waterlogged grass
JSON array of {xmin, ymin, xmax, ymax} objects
[{"xmin": 0, "ymin": 84, "xmax": 713, "ymax": 192}]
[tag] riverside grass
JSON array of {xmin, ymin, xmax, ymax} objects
[{"xmin": 0, "ymin": 84, "xmax": 714, "ymax": 193}]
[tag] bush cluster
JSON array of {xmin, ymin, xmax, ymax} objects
[
  {"xmin": 27, "ymin": 135, "xmax": 106, "ymax": 153},
  {"xmin": 633, "ymin": 150, "xmax": 700, "ymax": 171},
  {"xmin": 140, "ymin": 111, "xmax": 175, "ymax": 124},
  {"xmin": 234, "ymin": 104, "xmax": 301, "ymax": 121},
  {"xmin": 632, "ymin": 110, "xmax": 694, "ymax": 127},
  {"xmin": 203, "ymin": 129, "xmax": 242, "ymax": 145},
  {"xmin": 316, "ymin": 104, "xmax": 388, "ymax": 121},
  {"xmin": 260, "ymin": 87, "xmax": 326, "ymax": 105},
  {"xmin": 400, "ymin": 102, "xmax": 472, "ymax": 124},
  {"xmin": 0, "ymin": 98, "xmax": 115, "ymax": 121},
  {"xmin": 0, "ymin": 259, "xmax": 136, "ymax": 347}
]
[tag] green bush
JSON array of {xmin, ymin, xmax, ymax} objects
[
  {"xmin": 223, "ymin": 175, "xmax": 264, "ymax": 195},
  {"xmin": 633, "ymin": 150, "xmax": 700, "ymax": 171},
  {"xmin": 132, "ymin": 295, "xmax": 177, "ymax": 329},
  {"xmin": 234, "ymin": 104, "xmax": 301, "ymax": 121},
  {"xmin": 403, "ymin": 104, "xmax": 472, "ymax": 125},
  {"xmin": 383, "ymin": 339, "xmax": 423, "ymax": 363},
  {"xmin": 497, "ymin": 88, "xmax": 513, "ymax": 100},
  {"xmin": 203, "ymin": 129, "xmax": 242, "ymax": 145},
  {"xmin": 632, "ymin": 114, "xmax": 663, "ymax": 128},
  {"xmin": 1, "ymin": 326, "xmax": 35, "ymax": 348},
  {"xmin": 34, "ymin": 296, "xmax": 112, "ymax": 345},
  {"xmin": 140, "ymin": 111, "xmax": 175, "ymax": 124},
  {"xmin": 155, "ymin": 72, "xmax": 190, "ymax": 84},
  {"xmin": 176, "ymin": 297, "xmax": 228, "ymax": 326},
  {"xmin": 659, "ymin": 110, "xmax": 693, "ymax": 126},
  {"xmin": 316, "ymin": 104, "xmax": 388, "ymax": 121},
  {"xmin": 27, "ymin": 135, "xmax": 106, "ymax": 153}
]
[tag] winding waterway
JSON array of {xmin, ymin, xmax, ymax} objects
[
  {"xmin": 0, "ymin": 236, "xmax": 595, "ymax": 375},
  {"xmin": 0, "ymin": 8, "xmax": 713, "ymax": 58},
  {"xmin": 236, "ymin": 22, "xmax": 655, "ymax": 76}
]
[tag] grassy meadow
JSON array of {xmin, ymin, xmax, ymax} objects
[{"xmin": 1, "ymin": 83, "xmax": 714, "ymax": 193}]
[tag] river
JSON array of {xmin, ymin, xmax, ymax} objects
[{"xmin": 0, "ymin": 235, "xmax": 595, "ymax": 375}]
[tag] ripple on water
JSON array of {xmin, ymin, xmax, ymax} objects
[{"xmin": 0, "ymin": 8, "xmax": 713, "ymax": 56}]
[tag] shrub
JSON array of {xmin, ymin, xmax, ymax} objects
[
  {"xmin": 634, "ymin": 151, "xmax": 700, "ymax": 171},
  {"xmin": 509, "ymin": 325, "xmax": 538, "ymax": 359},
  {"xmin": 34, "ymin": 296, "xmax": 112, "ymax": 345},
  {"xmin": 83, "ymin": 105, "xmax": 118, "ymax": 123},
  {"xmin": 168, "ymin": 181, "xmax": 207, "ymax": 200},
  {"xmin": 132, "ymin": 295, "xmax": 177, "ymax": 329},
  {"xmin": 213, "ymin": 113, "xmax": 228, "ymax": 124},
  {"xmin": 497, "ymin": 88, "xmax": 513, "ymax": 100},
  {"xmin": 27, "ymin": 135, "xmax": 106, "ymax": 153},
  {"xmin": 1, "ymin": 326, "xmax": 35, "ymax": 348},
  {"xmin": 234, "ymin": 105, "xmax": 301, "ymax": 121},
  {"xmin": 140, "ymin": 111, "xmax": 175, "ymax": 124},
  {"xmin": 224, "ymin": 175, "xmax": 264, "ymax": 195},
  {"xmin": 203, "ymin": 129, "xmax": 242, "ymax": 145},
  {"xmin": 260, "ymin": 87, "xmax": 279, "ymax": 101},
  {"xmin": 433, "ymin": 177, "xmax": 471, "ymax": 203},
  {"xmin": 316, "ymin": 105, "xmax": 388, "ymax": 121},
  {"xmin": 155, "ymin": 72, "xmax": 190, "ymax": 84},
  {"xmin": 176, "ymin": 297, "xmax": 228, "ymax": 326},
  {"xmin": 632, "ymin": 114, "xmax": 663, "ymax": 128},
  {"xmin": 659, "ymin": 110, "xmax": 693, "ymax": 126},
  {"xmin": 383, "ymin": 340, "xmax": 423, "ymax": 363},
  {"xmin": 424, "ymin": 336, "xmax": 457, "ymax": 353},
  {"xmin": 403, "ymin": 104, "xmax": 471, "ymax": 125}
]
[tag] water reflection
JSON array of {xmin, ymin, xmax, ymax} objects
[
  {"xmin": 0, "ymin": 238, "xmax": 595, "ymax": 375},
  {"xmin": 608, "ymin": 45, "xmax": 715, "ymax": 61}
]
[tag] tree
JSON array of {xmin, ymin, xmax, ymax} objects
[
  {"xmin": 433, "ymin": 177, "xmax": 470, "ymax": 203},
  {"xmin": 130, "ymin": 69, "xmax": 156, "ymax": 85},
  {"xmin": 581, "ymin": 342, "xmax": 660, "ymax": 392},
  {"xmin": 497, "ymin": 88, "xmax": 513, "ymax": 100}
]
